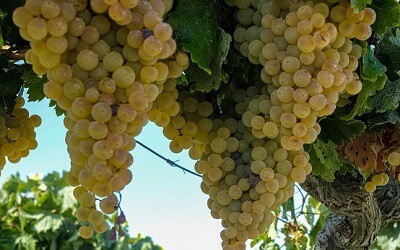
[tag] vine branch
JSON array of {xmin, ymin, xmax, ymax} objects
[
  {"xmin": 301, "ymin": 172, "xmax": 400, "ymax": 249},
  {"xmin": 0, "ymin": 46, "xmax": 29, "ymax": 61},
  {"xmin": 135, "ymin": 140, "xmax": 201, "ymax": 177}
]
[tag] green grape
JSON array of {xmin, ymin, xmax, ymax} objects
[
  {"xmin": 48, "ymin": 17, "xmax": 68, "ymax": 37},
  {"xmin": 388, "ymin": 151, "xmax": 400, "ymax": 166},
  {"xmin": 76, "ymin": 206, "xmax": 91, "ymax": 221},
  {"xmin": 78, "ymin": 192, "xmax": 96, "ymax": 207},
  {"xmin": 41, "ymin": 0, "xmax": 60, "ymax": 19},
  {"xmin": 99, "ymin": 194, "xmax": 118, "ymax": 214},
  {"xmin": 88, "ymin": 210, "xmax": 105, "ymax": 226},
  {"xmin": 78, "ymin": 225, "xmax": 94, "ymax": 239},
  {"xmin": 77, "ymin": 49, "xmax": 99, "ymax": 71},
  {"xmin": 364, "ymin": 181, "xmax": 376, "ymax": 193},
  {"xmin": 12, "ymin": 7, "xmax": 33, "ymax": 28}
]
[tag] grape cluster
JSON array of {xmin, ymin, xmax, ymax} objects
[
  {"xmin": 0, "ymin": 97, "xmax": 41, "ymax": 174},
  {"xmin": 364, "ymin": 172, "xmax": 389, "ymax": 193},
  {"xmin": 364, "ymin": 151, "xmax": 400, "ymax": 193},
  {"xmin": 13, "ymin": 0, "xmax": 186, "ymax": 238},
  {"xmin": 205, "ymin": 0, "xmax": 375, "ymax": 248},
  {"xmin": 232, "ymin": 0, "xmax": 375, "ymax": 150},
  {"xmin": 157, "ymin": 88, "xmax": 215, "ymax": 159},
  {"xmin": 193, "ymin": 84, "xmax": 312, "ymax": 249}
]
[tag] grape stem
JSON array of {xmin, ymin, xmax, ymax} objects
[
  {"xmin": 117, "ymin": 191, "xmax": 122, "ymax": 213},
  {"xmin": 135, "ymin": 140, "xmax": 201, "ymax": 177}
]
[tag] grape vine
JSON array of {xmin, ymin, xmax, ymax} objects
[{"xmin": 3, "ymin": 0, "xmax": 399, "ymax": 249}]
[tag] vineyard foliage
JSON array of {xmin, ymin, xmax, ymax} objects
[{"xmin": 0, "ymin": 171, "xmax": 161, "ymax": 250}]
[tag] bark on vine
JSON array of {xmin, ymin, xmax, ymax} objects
[{"xmin": 302, "ymin": 172, "xmax": 400, "ymax": 250}]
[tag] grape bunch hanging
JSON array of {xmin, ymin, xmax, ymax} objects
[
  {"xmin": 13, "ymin": 0, "xmax": 187, "ymax": 238},
  {"xmin": 0, "ymin": 97, "xmax": 41, "ymax": 174}
]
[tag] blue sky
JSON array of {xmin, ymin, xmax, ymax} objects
[{"xmin": 0, "ymin": 98, "xmax": 237, "ymax": 249}]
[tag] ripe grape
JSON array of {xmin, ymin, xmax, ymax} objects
[{"xmin": 79, "ymin": 225, "xmax": 94, "ymax": 239}]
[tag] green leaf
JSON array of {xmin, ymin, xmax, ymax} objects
[
  {"xmin": 49, "ymin": 100, "xmax": 66, "ymax": 116},
  {"xmin": 0, "ymin": 25, "xmax": 3, "ymax": 48},
  {"xmin": 21, "ymin": 66, "xmax": 47, "ymax": 102},
  {"xmin": 377, "ymin": 29, "xmax": 400, "ymax": 79},
  {"xmin": 308, "ymin": 216, "xmax": 326, "ymax": 248},
  {"xmin": 285, "ymin": 238, "xmax": 297, "ymax": 250},
  {"xmin": 34, "ymin": 214, "xmax": 63, "ymax": 233},
  {"xmin": 343, "ymin": 72, "xmax": 387, "ymax": 120},
  {"xmin": 307, "ymin": 200, "xmax": 330, "ymax": 248},
  {"xmin": 0, "ymin": 0, "xmax": 27, "ymax": 46},
  {"xmin": 366, "ymin": 110, "xmax": 400, "ymax": 128},
  {"xmin": 307, "ymin": 140, "xmax": 342, "ymax": 182},
  {"xmin": 57, "ymin": 187, "xmax": 76, "ymax": 213},
  {"xmin": 131, "ymin": 235, "xmax": 163, "ymax": 250},
  {"xmin": 0, "ymin": 67, "xmax": 23, "ymax": 97},
  {"xmin": 319, "ymin": 118, "xmax": 366, "ymax": 146},
  {"xmin": 371, "ymin": 0, "xmax": 400, "ymax": 36},
  {"xmin": 371, "ymin": 79, "xmax": 400, "ymax": 113},
  {"xmin": 371, "ymin": 222, "xmax": 400, "ymax": 250},
  {"xmin": 351, "ymin": 0, "xmax": 372, "ymax": 12},
  {"xmin": 337, "ymin": 155, "xmax": 356, "ymax": 175},
  {"xmin": 168, "ymin": 0, "xmax": 219, "ymax": 73},
  {"xmin": 296, "ymin": 234, "xmax": 309, "ymax": 250},
  {"xmin": 343, "ymin": 45, "xmax": 387, "ymax": 120},
  {"xmin": 281, "ymin": 197, "xmax": 296, "ymax": 222},
  {"xmin": 304, "ymin": 201, "xmax": 315, "ymax": 227},
  {"xmin": 362, "ymin": 46, "xmax": 386, "ymax": 82},
  {"xmin": 185, "ymin": 28, "xmax": 231, "ymax": 92},
  {"xmin": 15, "ymin": 235, "xmax": 37, "ymax": 250},
  {"xmin": 250, "ymin": 226, "xmax": 280, "ymax": 250}
]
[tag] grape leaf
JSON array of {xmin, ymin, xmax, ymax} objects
[
  {"xmin": 377, "ymin": 29, "xmax": 400, "ymax": 79},
  {"xmin": 371, "ymin": 79, "xmax": 400, "ymax": 113},
  {"xmin": 49, "ymin": 100, "xmax": 65, "ymax": 116},
  {"xmin": 351, "ymin": 0, "xmax": 371, "ymax": 12},
  {"xmin": 366, "ymin": 110, "xmax": 400, "ymax": 128},
  {"xmin": 0, "ymin": 0, "xmax": 26, "ymax": 46},
  {"xmin": 22, "ymin": 66, "xmax": 47, "ymax": 102},
  {"xmin": 319, "ymin": 118, "xmax": 366, "ymax": 146},
  {"xmin": 0, "ymin": 67, "xmax": 23, "ymax": 96},
  {"xmin": 307, "ymin": 204, "xmax": 330, "ymax": 248},
  {"xmin": 371, "ymin": 0, "xmax": 400, "ymax": 36},
  {"xmin": 362, "ymin": 45, "xmax": 386, "ymax": 82},
  {"xmin": 307, "ymin": 140, "xmax": 342, "ymax": 182},
  {"xmin": 34, "ymin": 214, "xmax": 63, "ymax": 233},
  {"xmin": 0, "ymin": 26, "xmax": 3, "ymax": 48},
  {"xmin": 342, "ymin": 45, "xmax": 387, "ymax": 120},
  {"xmin": 168, "ymin": 0, "xmax": 219, "ymax": 74},
  {"xmin": 224, "ymin": 49, "xmax": 261, "ymax": 89},
  {"xmin": 185, "ymin": 28, "xmax": 231, "ymax": 92},
  {"xmin": 342, "ymin": 75, "xmax": 387, "ymax": 120},
  {"xmin": 131, "ymin": 236, "xmax": 163, "ymax": 250},
  {"xmin": 338, "ymin": 155, "xmax": 356, "ymax": 175},
  {"xmin": 343, "ymin": 130, "xmax": 387, "ymax": 171},
  {"xmin": 371, "ymin": 222, "xmax": 400, "ymax": 250},
  {"xmin": 15, "ymin": 235, "xmax": 37, "ymax": 250},
  {"xmin": 57, "ymin": 187, "xmax": 76, "ymax": 213}
]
